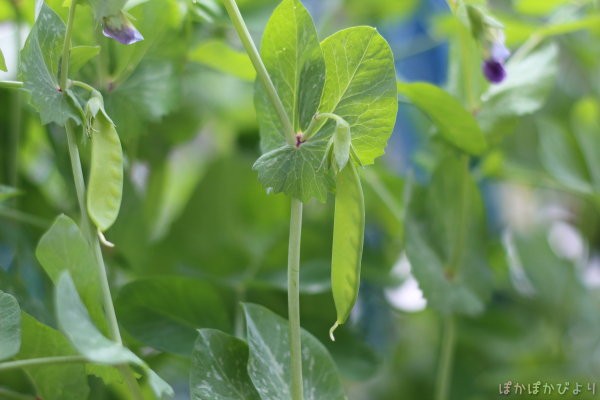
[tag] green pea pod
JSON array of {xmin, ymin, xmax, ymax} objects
[
  {"xmin": 329, "ymin": 162, "xmax": 365, "ymax": 341},
  {"xmin": 87, "ymin": 113, "xmax": 123, "ymax": 233}
]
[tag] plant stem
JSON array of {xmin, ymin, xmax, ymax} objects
[
  {"xmin": 221, "ymin": 0, "xmax": 295, "ymax": 144},
  {"xmin": 287, "ymin": 198, "xmax": 304, "ymax": 400},
  {"xmin": 0, "ymin": 355, "xmax": 88, "ymax": 372},
  {"xmin": 59, "ymin": 2, "xmax": 142, "ymax": 398},
  {"xmin": 435, "ymin": 316, "xmax": 456, "ymax": 400},
  {"xmin": 0, "ymin": 81, "xmax": 23, "ymax": 90}
]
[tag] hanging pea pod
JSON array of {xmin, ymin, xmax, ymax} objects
[
  {"xmin": 85, "ymin": 95, "xmax": 123, "ymax": 237},
  {"xmin": 329, "ymin": 161, "xmax": 365, "ymax": 341}
]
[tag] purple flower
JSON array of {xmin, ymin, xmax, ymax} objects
[
  {"xmin": 482, "ymin": 32, "xmax": 510, "ymax": 84},
  {"xmin": 102, "ymin": 13, "xmax": 144, "ymax": 45},
  {"xmin": 482, "ymin": 59, "xmax": 506, "ymax": 84}
]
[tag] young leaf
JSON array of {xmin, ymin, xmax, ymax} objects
[
  {"xmin": 397, "ymin": 82, "xmax": 487, "ymax": 155},
  {"xmin": 243, "ymin": 303, "xmax": 346, "ymax": 400},
  {"xmin": 0, "ymin": 48, "xmax": 6, "ymax": 72},
  {"xmin": 36, "ymin": 215, "xmax": 106, "ymax": 330},
  {"xmin": 0, "ymin": 291, "xmax": 21, "ymax": 360},
  {"xmin": 330, "ymin": 163, "xmax": 364, "ymax": 338},
  {"xmin": 317, "ymin": 27, "xmax": 397, "ymax": 166},
  {"xmin": 253, "ymin": 143, "xmax": 334, "ymax": 203},
  {"xmin": 55, "ymin": 273, "xmax": 174, "ymax": 400},
  {"xmin": 405, "ymin": 156, "xmax": 492, "ymax": 316},
  {"xmin": 18, "ymin": 313, "xmax": 90, "ymax": 400},
  {"xmin": 18, "ymin": 3, "xmax": 81, "ymax": 126},
  {"xmin": 190, "ymin": 329, "xmax": 260, "ymax": 400},
  {"xmin": 255, "ymin": 0, "xmax": 325, "ymax": 151},
  {"xmin": 115, "ymin": 277, "xmax": 231, "ymax": 356}
]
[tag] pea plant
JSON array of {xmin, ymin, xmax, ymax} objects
[{"xmin": 1, "ymin": 0, "xmax": 599, "ymax": 399}]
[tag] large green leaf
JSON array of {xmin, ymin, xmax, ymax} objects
[
  {"xmin": 478, "ymin": 44, "xmax": 559, "ymax": 130},
  {"xmin": 55, "ymin": 273, "xmax": 174, "ymax": 400},
  {"xmin": 255, "ymin": 0, "xmax": 325, "ymax": 151},
  {"xmin": 317, "ymin": 26, "xmax": 398, "ymax": 165},
  {"xmin": 18, "ymin": 3, "xmax": 81, "ymax": 126},
  {"xmin": 243, "ymin": 303, "xmax": 346, "ymax": 400},
  {"xmin": 190, "ymin": 329, "xmax": 260, "ymax": 400},
  {"xmin": 405, "ymin": 156, "xmax": 492, "ymax": 316},
  {"xmin": 397, "ymin": 82, "xmax": 486, "ymax": 155},
  {"xmin": 115, "ymin": 277, "xmax": 231, "ymax": 355},
  {"xmin": 36, "ymin": 215, "xmax": 106, "ymax": 330},
  {"xmin": 0, "ymin": 291, "xmax": 20, "ymax": 360},
  {"xmin": 253, "ymin": 143, "xmax": 334, "ymax": 203},
  {"xmin": 18, "ymin": 313, "xmax": 90, "ymax": 400}
]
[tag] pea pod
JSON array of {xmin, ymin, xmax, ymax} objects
[
  {"xmin": 86, "ymin": 110, "xmax": 123, "ymax": 233},
  {"xmin": 329, "ymin": 162, "xmax": 365, "ymax": 341}
]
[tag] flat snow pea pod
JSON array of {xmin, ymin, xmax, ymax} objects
[
  {"xmin": 86, "ymin": 113, "xmax": 123, "ymax": 233},
  {"xmin": 329, "ymin": 162, "xmax": 365, "ymax": 341}
]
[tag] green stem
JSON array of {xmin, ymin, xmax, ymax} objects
[
  {"xmin": 69, "ymin": 79, "xmax": 101, "ymax": 95},
  {"xmin": 0, "ymin": 81, "xmax": 23, "ymax": 90},
  {"xmin": 221, "ymin": 0, "xmax": 295, "ymax": 144},
  {"xmin": 287, "ymin": 198, "xmax": 304, "ymax": 400},
  {"xmin": 435, "ymin": 316, "xmax": 456, "ymax": 400},
  {"xmin": 59, "ymin": 3, "xmax": 142, "ymax": 398},
  {"xmin": 0, "ymin": 355, "xmax": 88, "ymax": 372},
  {"xmin": 0, "ymin": 387, "xmax": 36, "ymax": 400}
]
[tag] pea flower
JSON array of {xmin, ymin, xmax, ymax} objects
[
  {"xmin": 482, "ymin": 31, "xmax": 510, "ymax": 84},
  {"xmin": 102, "ymin": 12, "xmax": 144, "ymax": 45}
]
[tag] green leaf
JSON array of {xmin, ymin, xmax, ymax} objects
[
  {"xmin": 190, "ymin": 329, "xmax": 260, "ymax": 400},
  {"xmin": 397, "ymin": 82, "xmax": 487, "ymax": 155},
  {"xmin": 106, "ymin": 61, "xmax": 180, "ymax": 139},
  {"xmin": 18, "ymin": 3, "xmax": 81, "ymax": 126},
  {"xmin": 253, "ymin": 143, "xmax": 334, "ymax": 203},
  {"xmin": 256, "ymin": 0, "xmax": 325, "ymax": 151},
  {"xmin": 478, "ymin": 44, "xmax": 559, "ymax": 130},
  {"xmin": 317, "ymin": 26, "xmax": 398, "ymax": 165},
  {"xmin": 36, "ymin": 215, "xmax": 106, "ymax": 330},
  {"xmin": 55, "ymin": 273, "xmax": 174, "ymax": 400},
  {"xmin": 0, "ymin": 48, "xmax": 6, "ymax": 72},
  {"xmin": 18, "ymin": 313, "xmax": 90, "ymax": 400},
  {"xmin": 115, "ymin": 277, "xmax": 231, "ymax": 355},
  {"xmin": 538, "ymin": 118, "xmax": 593, "ymax": 194},
  {"xmin": 189, "ymin": 40, "xmax": 255, "ymax": 81},
  {"xmin": 69, "ymin": 45, "xmax": 101, "ymax": 75},
  {"xmin": 405, "ymin": 156, "xmax": 492, "ymax": 316},
  {"xmin": 243, "ymin": 303, "xmax": 346, "ymax": 400},
  {"xmin": 571, "ymin": 98, "xmax": 600, "ymax": 191},
  {"xmin": 330, "ymin": 163, "xmax": 364, "ymax": 332},
  {"xmin": 0, "ymin": 291, "xmax": 20, "ymax": 360}
]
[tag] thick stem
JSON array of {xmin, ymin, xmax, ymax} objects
[
  {"xmin": 0, "ymin": 81, "xmax": 23, "ymax": 90},
  {"xmin": 0, "ymin": 355, "xmax": 87, "ymax": 372},
  {"xmin": 221, "ymin": 0, "xmax": 295, "ymax": 144},
  {"xmin": 435, "ymin": 316, "xmax": 456, "ymax": 400},
  {"xmin": 287, "ymin": 198, "xmax": 304, "ymax": 400}
]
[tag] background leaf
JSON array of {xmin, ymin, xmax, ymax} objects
[
  {"xmin": 115, "ymin": 277, "xmax": 231, "ymax": 356},
  {"xmin": 190, "ymin": 329, "xmax": 260, "ymax": 400},
  {"xmin": 397, "ymin": 82, "xmax": 486, "ymax": 155},
  {"xmin": 18, "ymin": 3, "xmax": 81, "ymax": 126},
  {"xmin": 243, "ymin": 303, "xmax": 346, "ymax": 400},
  {"xmin": 0, "ymin": 291, "xmax": 20, "ymax": 360},
  {"xmin": 189, "ymin": 40, "xmax": 255, "ymax": 82},
  {"xmin": 0, "ymin": 48, "xmax": 6, "ymax": 72}
]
